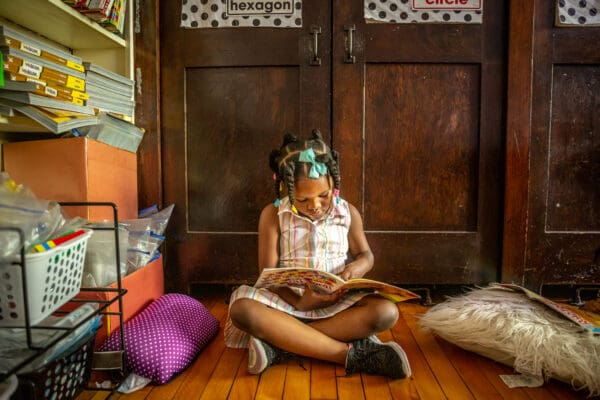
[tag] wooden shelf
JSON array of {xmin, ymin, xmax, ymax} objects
[{"xmin": 0, "ymin": 0, "xmax": 126, "ymax": 50}]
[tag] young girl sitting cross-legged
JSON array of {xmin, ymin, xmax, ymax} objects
[{"xmin": 224, "ymin": 130, "xmax": 411, "ymax": 379}]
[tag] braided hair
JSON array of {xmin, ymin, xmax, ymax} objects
[{"xmin": 269, "ymin": 129, "xmax": 341, "ymax": 209}]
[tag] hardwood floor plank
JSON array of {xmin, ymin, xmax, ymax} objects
[
  {"xmin": 170, "ymin": 302, "xmax": 229, "ymax": 400},
  {"xmin": 471, "ymin": 353, "xmax": 531, "ymax": 400},
  {"xmin": 391, "ymin": 313, "xmax": 446, "ymax": 400},
  {"xmin": 283, "ymin": 358, "xmax": 311, "ymax": 400},
  {"xmin": 113, "ymin": 385, "xmax": 153, "ymax": 399},
  {"xmin": 403, "ymin": 309, "xmax": 475, "ymax": 399},
  {"xmin": 361, "ymin": 373, "xmax": 392, "ymax": 400},
  {"xmin": 199, "ymin": 347, "xmax": 245, "ymax": 400},
  {"xmin": 436, "ymin": 337, "xmax": 503, "ymax": 399},
  {"xmin": 545, "ymin": 379, "xmax": 591, "ymax": 400},
  {"xmin": 377, "ymin": 329, "xmax": 420, "ymax": 400},
  {"xmin": 255, "ymin": 362, "xmax": 288, "ymax": 399},
  {"xmin": 227, "ymin": 352, "xmax": 259, "ymax": 400},
  {"xmin": 310, "ymin": 359, "xmax": 338, "ymax": 400},
  {"xmin": 335, "ymin": 365, "xmax": 365, "ymax": 400}
]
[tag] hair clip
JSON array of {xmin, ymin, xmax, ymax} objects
[
  {"xmin": 333, "ymin": 188, "xmax": 340, "ymax": 204},
  {"xmin": 274, "ymin": 198, "xmax": 280, "ymax": 207},
  {"xmin": 291, "ymin": 204, "xmax": 298, "ymax": 214}
]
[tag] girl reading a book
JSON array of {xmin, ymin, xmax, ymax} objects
[{"xmin": 224, "ymin": 130, "xmax": 411, "ymax": 379}]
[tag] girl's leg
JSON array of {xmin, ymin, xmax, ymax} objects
[
  {"xmin": 229, "ymin": 298, "xmax": 349, "ymax": 364},
  {"xmin": 308, "ymin": 296, "xmax": 399, "ymax": 341},
  {"xmin": 229, "ymin": 295, "xmax": 398, "ymax": 364}
]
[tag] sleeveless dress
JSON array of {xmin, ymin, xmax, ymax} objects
[{"xmin": 224, "ymin": 196, "xmax": 369, "ymax": 349}]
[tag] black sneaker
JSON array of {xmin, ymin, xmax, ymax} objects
[
  {"xmin": 247, "ymin": 336, "xmax": 290, "ymax": 374},
  {"xmin": 345, "ymin": 337, "xmax": 411, "ymax": 379}
]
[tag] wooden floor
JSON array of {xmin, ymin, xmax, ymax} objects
[{"xmin": 76, "ymin": 289, "xmax": 595, "ymax": 400}]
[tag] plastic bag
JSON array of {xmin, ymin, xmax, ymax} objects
[
  {"xmin": 0, "ymin": 173, "xmax": 66, "ymax": 261},
  {"xmin": 120, "ymin": 204, "xmax": 173, "ymax": 272}
]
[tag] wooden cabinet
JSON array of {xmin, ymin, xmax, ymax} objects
[{"xmin": 139, "ymin": 0, "xmax": 600, "ymax": 291}]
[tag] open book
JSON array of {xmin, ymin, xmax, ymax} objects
[
  {"xmin": 492, "ymin": 283, "xmax": 600, "ymax": 334},
  {"xmin": 254, "ymin": 267, "xmax": 420, "ymax": 303}
]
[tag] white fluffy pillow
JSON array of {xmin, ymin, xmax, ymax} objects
[{"xmin": 419, "ymin": 286, "xmax": 600, "ymax": 396}]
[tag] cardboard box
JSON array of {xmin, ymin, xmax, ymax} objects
[
  {"xmin": 66, "ymin": 255, "xmax": 165, "ymax": 348},
  {"xmin": 2, "ymin": 137, "xmax": 138, "ymax": 221}
]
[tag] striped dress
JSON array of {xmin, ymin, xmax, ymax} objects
[{"xmin": 224, "ymin": 196, "xmax": 369, "ymax": 349}]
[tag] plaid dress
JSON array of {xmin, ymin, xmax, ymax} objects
[{"xmin": 224, "ymin": 196, "xmax": 369, "ymax": 349}]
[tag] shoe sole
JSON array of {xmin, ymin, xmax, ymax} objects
[
  {"xmin": 383, "ymin": 341, "xmax": 412, "ymax": 378},
  {"xmin": 248, "ymin": 337, "xmax": 268, "ymax": 375}
]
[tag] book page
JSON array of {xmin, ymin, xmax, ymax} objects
[{"xmin": 254, "ymin": 267, "xmax": 345, "ymax": 293}]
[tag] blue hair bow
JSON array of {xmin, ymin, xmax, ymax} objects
[{"xmin": 299, "ymin": 148, "xmax": 327, "ymax": 179}]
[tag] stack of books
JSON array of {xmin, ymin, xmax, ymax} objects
[
  {"xmin": 62, "ymin": 0, "xmax": 128, "ymax": 35},
  {"xmin": 79, "ymin": 112, "xmax": 144, "ymax": 153},
  {"xmin": 83, "ymin": 61, "xmax": 134, "ymax": 121},
  {"xmin": 0, "ymin": 25, "xmax": 97, "ymax": 133}
]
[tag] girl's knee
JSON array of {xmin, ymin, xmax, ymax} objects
[
  {"xmin": 229, "ymin": 298, "xmax": 258, "ymax": 331},
  {"xmin": 371, "ymin": 299, "xmax": 399, "ymax": 331}
]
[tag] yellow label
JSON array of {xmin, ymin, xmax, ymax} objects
[
  {"xmin": 52, "ymin": 116, "xmax": 72, "ymax": 123},
  {"xmin": 71, "ymin": 90, "xmax": 90, "ymax": 100},
  {"xmin": 66, "ymin": 75, "xmax": 85, "ymax": 91},
  {"xmin": 66, "ymin": 60, "xmax": 85, "ymax": 72}
]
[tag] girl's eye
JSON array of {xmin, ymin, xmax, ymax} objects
[
  {"xmin": 296, "ymin": 198, "xmax": 307, "ymax": 203},
  {"xmin": 319, "ymin": 194, "xmax": 329, "ymax": 198}
]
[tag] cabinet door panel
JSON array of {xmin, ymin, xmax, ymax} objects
[
  {"xmin": 334, "ymin": 0, "xmax": 506, "ymax": 284},
  {"xmin": 523, "ymin": 1, "xmax": 600, "ymax": 289}
]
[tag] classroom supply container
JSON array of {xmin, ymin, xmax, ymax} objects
[
  {"xmin": 12, "ymin": 331, "xmax": 96, "ymax": 400},
  {"xmin": 0, "ymin": 229, "xmax": 93, "ymax": 326}
]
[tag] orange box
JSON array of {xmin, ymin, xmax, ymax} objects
[
  {"xmin": 2, "ymin": 137, "xmax": 138, "ymax": 221},
  {"xmin": 67, "ymin": 255, "xmax": 165, "ymax": 348}
]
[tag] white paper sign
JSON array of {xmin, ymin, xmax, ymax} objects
[
  {"xmin": 181, "ymin": 0, "xmax": 302, "ymax": 29},
  {"xmin": 412, "ymin": 0, "xmax": 482, "ymax": 10}
]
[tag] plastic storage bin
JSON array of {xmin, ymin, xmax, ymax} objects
[
  {"xmin": 0, "ymin": 229, "xmax": 93, "ymax": 326},
  {"xmin": 12, "ymin": 331, "xmax": 96, "ymax": 400}
]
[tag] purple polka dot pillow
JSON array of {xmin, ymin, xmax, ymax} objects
[{"xmin": 100, "ymin": 293, "xmax": 220, "ymax": 384}]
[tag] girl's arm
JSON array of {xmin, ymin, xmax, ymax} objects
[
  {"xmin": 258, "ymin": 204, "xmax": 280, "ymax": 271},
  {"xmin": 257, "ymin": 204, "xmax": 345, "ymax": 311},
  {"xmin": 340, "ymin": 203, "xmax": 374, "ymax": 280}
]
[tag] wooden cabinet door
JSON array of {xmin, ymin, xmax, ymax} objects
[
  {"xmin": 159, "ymin": 0, "xmax": 331, "ymax": 290},
  {"xmin": 158, "ymin": 0, "xmax": 507, "ymax": 290},
  {"xmin": 503, "ymin": 1, "xmax": 600, "ymax": 290},
  {"xmin": 333, "ymin": 1, "xmax": 507, "ymax": 284}
]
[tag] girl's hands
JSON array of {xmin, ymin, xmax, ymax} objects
[
  {"xmin": 340, "ymin": 262, "xmax": 367, "ymax": 280},
  {"xmin": 295, "ymin": 284, "xmax": 346, "ymax": 311}
]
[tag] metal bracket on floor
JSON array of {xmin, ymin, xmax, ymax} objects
[
  {"xmin": 572, "ymin": 287, "xmax": 600, "ymax": 307},
  {"xmin": 408, "ymin": 287, "xmax": 433, "ymax": 306}
]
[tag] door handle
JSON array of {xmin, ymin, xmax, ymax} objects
[
  {"xmin": 310, "ymin": 25, "xmax": 322, "ymax": 66},
  {"xmin": 344, "ymin": 24, "xmax": 356, "ymax": 64}
]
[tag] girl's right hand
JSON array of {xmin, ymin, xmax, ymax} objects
[{"xmin": 295, "ymin": 284, "xmax": 346, "ymax": 311}]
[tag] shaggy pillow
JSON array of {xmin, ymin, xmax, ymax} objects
[
  {"xmin": 100, "ymin": 293, "xmax": 220, "ymax": 384},
  {"xmin": 419, "ymin": 286, "xmax": 600, "ymax": 396}
]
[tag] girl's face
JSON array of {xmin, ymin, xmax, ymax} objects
[{"xmin": 293, "ymin": 175, "xmax": 333, "ymax": 221}]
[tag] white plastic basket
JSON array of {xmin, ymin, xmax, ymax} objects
[{"xmin": 0, "ymin": 229, "xmax": 93, "ymax": 326}]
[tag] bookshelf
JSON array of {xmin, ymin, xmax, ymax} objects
[
  {"xmin": 0, "ymin": 0, "xmax": 133, "ymax": 79},
  {"xmin": 0, "ymin": 0, "xmax": 134, "ymax": 147}
]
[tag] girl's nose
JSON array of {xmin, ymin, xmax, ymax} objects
[{"xmin": 308, "ymin": 198, "xmax": 320, "ymax": 210}]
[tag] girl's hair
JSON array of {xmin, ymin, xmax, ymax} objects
[{"xmin": 269, "ymin": 129, "xmax": 340, "ymax": 207}]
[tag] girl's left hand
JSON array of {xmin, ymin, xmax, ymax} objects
[{"xmin": 340, "ymin": 262, "xmax": 365, "ymax": 280}]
